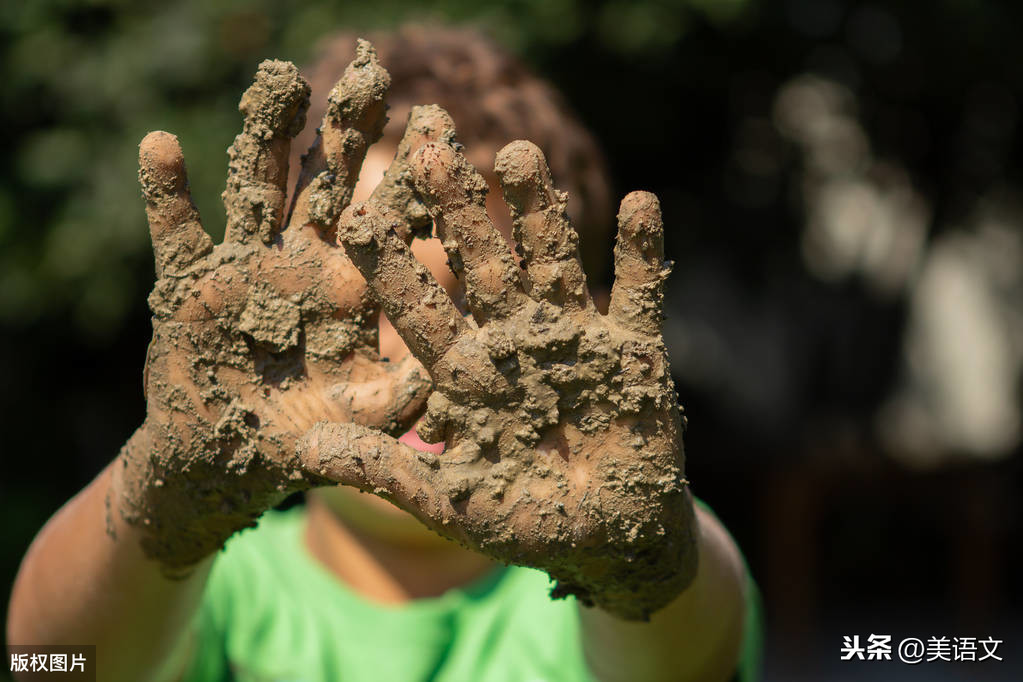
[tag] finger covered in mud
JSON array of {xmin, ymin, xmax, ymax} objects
[
  {"xmin": 409, "ymin": 142, "xmax": 527, "ymax": 323},
  {"xmin": 299, "ymin": 421, "xmax": 474, "ymax": 543},
  {"xmin": 494, "ymin": 140, "xmax": 590, "ymax": 310},
  {"xmin": 609, "ymin": 191, "xmax": 670, "ymax": 336},
  {"xmin": 223, "ymin": 59, "xmax": 311, "ymax": 245},
  {"xmin": 369, "ymin": 104, "xmax": 459, "ymax": 242},
  {"xmin": 332, "ymin": 352, "xmax": 433, "ymax": 437},
  {"xmin": 290, "ymin": 39, "xmax": 390, "ymax": 235},
  {"xmin": 138, "ymin": 131, "xmax": 213, "ymax": 277},
  {"xmin": 338, "ymin": 198, "xmax": 468, "ymax": 369}
]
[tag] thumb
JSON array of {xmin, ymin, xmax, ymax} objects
[
  {"xmin": 335, "ymin": 353, "xmax": 432, "ymax": 437},
  {"xmin": 298, "ymin": 422, "xmax": 472, "ymax": 543}
]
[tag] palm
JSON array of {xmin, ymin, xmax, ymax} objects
[
  {"xmin": 305, "ymin": 137, "xmax": 697, "ymax": 620},
  {"xmin": 145, "ymin": 197, "xmax": 413, "ymax": 452}
]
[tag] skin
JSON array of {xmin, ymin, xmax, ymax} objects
[{"xmin": 7, "ymin": 42, "xmax": 748, "ymax": 681}]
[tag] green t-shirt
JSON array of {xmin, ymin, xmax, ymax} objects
[{"xmin": 185, "ymin": 504, "xmax": 763, "ymax": 682}]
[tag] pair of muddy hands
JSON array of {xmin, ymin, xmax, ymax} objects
[{"xmin": 116, "ymin": 41, "xmax": 696, "ymax": 620}]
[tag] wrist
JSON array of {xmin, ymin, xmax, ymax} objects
[
  {"xmin": 579, "ymin": 503, "xmax": 747, "ymax": 682},
  {"xmin": 586, "ymin": 484, "xmax": 699, "ymax": 621},
  {"xmin": 107, "ymin": 423, "xmax": 153, "ymax": 534},
  {"xmin": 110, "ymin": 421, "xmax": 226, "ymax": 577}
]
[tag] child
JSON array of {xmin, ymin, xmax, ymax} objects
[{"xmin": 8, "ymin": 26, "xmax": 759, "ymax": 681}]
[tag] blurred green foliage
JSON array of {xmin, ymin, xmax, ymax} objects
[{"xmin": 0, "ymin": 0, "xmax": 751, "ymax": 341}]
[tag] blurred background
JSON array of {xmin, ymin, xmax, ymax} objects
[{"xmin": 2, "ymin": 0, "xmax": 1022, "ymax": 679}]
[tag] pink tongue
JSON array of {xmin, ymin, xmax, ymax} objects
[{"xmin": 398, "ymin": 425, "xmax": 446, "ymax": 455}]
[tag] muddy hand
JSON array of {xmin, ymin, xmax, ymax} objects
[
  {"xmin": 115, "ymin": 42, "xmax": 448, "ymax": 575},
  {"xmin": 304, "ymin": 136, "xmax": 698, "ymax": 620}
]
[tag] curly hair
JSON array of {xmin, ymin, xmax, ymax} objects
[{"xmin": 292, "ymin": 24, "xmax": 614, "ymax": 282}]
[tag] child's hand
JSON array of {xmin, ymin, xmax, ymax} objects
[
  {"xmin": 116, "ymin": 43, "xmax": 445, "ymax": 575},
  {"xmin": 304, "ymin": 138, "xmax": 697, "ymax": 620}
]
